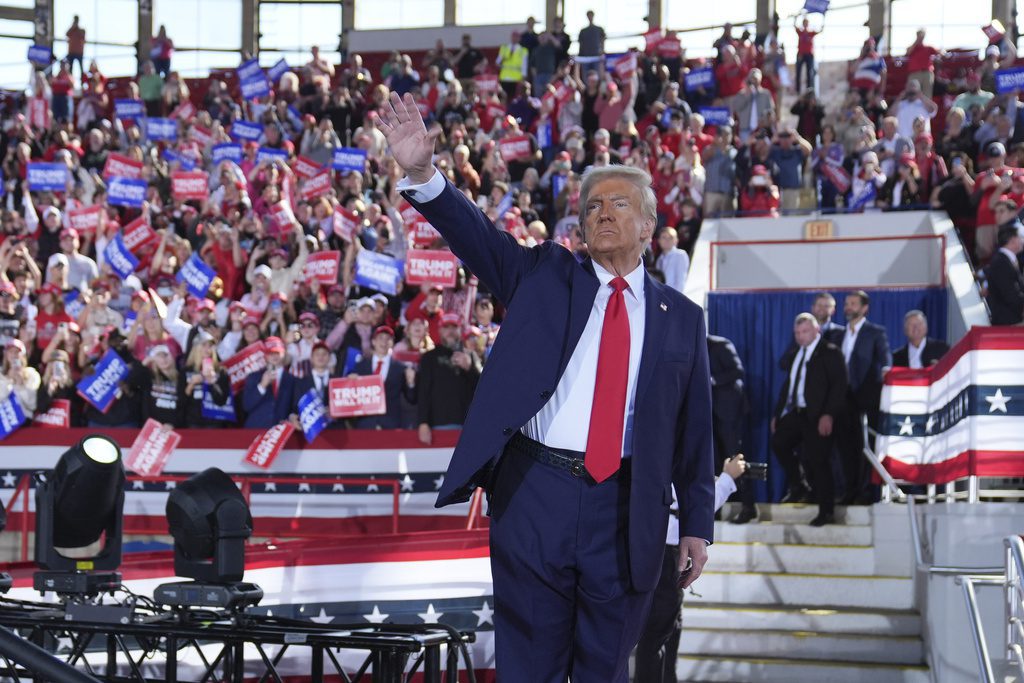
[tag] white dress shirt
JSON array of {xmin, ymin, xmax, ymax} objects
[
  {"xmin": 311, "ymin": 370, "xmax": 332, "ymax": 395},
  {"xmin": 656, "ymin": 247, "xmax": 690, "ymax": 294},
  {"xmin": 841, "ymin": 319, "xmax": 862, "ymax": 364},
  {"xmin": 666, "ymin": 475, "xmax": 736, "ymax": 545},
  {"xmin": 787, "ymin": 333, "xmax": 820, "ymax": 411},
  {"xmin": 369, "ymin": 352, "xmax": 392, "ymax": 378},
  {"xmin": 907, "ymin": 339, "xmax": 925, "ymax": 369}
]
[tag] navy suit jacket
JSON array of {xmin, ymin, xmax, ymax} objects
[
  {"xmin": 827, "ymin": 319, "xmax": 892, "ymax": 398},
  {"xmin": 242, "ymin": 370, "xmax": 297, "ymax": 428},
  {"xmin": 352, "ymin": 357, "xmax": 416, "ymax": 429},
  {"xmin": 404, "ymin": 177, "xmax": 715, "ymax": 592}
]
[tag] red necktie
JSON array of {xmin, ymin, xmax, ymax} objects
[
  {"xmin": 374, "ymin": 358, "xmax": 383, "ymax": 375},
  {"xmin": 585, "ymin": 276, "xmax": 630, "ymax": 483}
]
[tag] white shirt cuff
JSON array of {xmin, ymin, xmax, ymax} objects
[{"xmin": 396, "ymin": 168, "xmax": 445, "ymax": 203}]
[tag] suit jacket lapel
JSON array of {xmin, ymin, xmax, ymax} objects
[
  {"xmin": 558, "ymin": 257, "xmax": 600, "ymax": 379},
  {"xmin": 634, "ymin": 274, "xmax": 670, "ymax": 405}
]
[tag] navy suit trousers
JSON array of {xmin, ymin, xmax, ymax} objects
[{"xmin": 488, "ymin": 440, "xmax": 654, "ymax": 682}]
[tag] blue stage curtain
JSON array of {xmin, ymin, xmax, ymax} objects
[{"xmin": 706, "ymin": 287, "xmax": 948, "ymax": 503}]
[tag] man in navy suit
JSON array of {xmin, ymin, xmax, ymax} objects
[
  {"xmin": 351, "ymin": 325, "xmax": 417, "ymax": 429},
  {"xmin": 826, "ymin": 290, "xmax": 892, "ymax": 505},
  {"xmin": 290, "ymin": 341, "xmax": 341, "ymax": 429},
  {"xmin": 242, "ymin": 336, "xmax": 297, "ymax": 428},
  {"xmin": 379, "ymin": 92, "xmax": 715, "ymax": 682},
  {"xmin": 891, "ymin": 310, "xmax": 949, "ymax": 368},
  {"xmin": 986, "ymin": 223, "xmax": 1024, "ymax": 325}
]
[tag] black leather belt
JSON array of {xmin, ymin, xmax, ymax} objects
[{"xmin": 508, "ymin": 432, "xmax": 629, "ymax": 484}]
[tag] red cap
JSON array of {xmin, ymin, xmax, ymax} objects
[
  {"xmin": 462, "ymin": 325, "xmax": 482, "ymax": 340},
  {"xmin": 60, "ymin": 227, "xmax": 79, "ymax": 240},
  {"xmin": 229, "ymin": 301, "xmax": 246, "ymax": 312},
  {"xmin": 264, "ymin": 336, "xmax": 286, "ymax": 353},
  {"xmin": 90, "ymin": 278, "xmax": 110, "ymax": 293},
  {"xmin": 311, "ymin": 340, "xmax": 330, "ymax": 354},
  {"xmin": 270, "ymin": 291, "xmax": 288, "ymax": 302},
  {"xmin": 303, "ymin": 114, "xmax": 316, "ymax": 125},
  {"xmin": 298, "ymin": 311, "xmax": 319, "ymax": 323},
  {"xmin": 271, "ymin": 248, "xmax": 289, "ymax": 259},
  {"xmin": 899, "ymin": 152, "xmax": 917, "ymax": 167},
  {"xmin": 131, "ymin": 290, "xmax": 150, "ymax": 303},
  {"xmin": 373, "ymin": 325, "xmax": 395, "ymax": 338},
  {"xmin": 0, "ymin": 281, "xmax": 15, "ymax": 295},
  {"xmin": 38, "ymin": 283, "xmax": 62, "ymax": 297},
  {"xmin": 6, "ymin": 339, "xmax": 25, "ymax": 354},
  {"xmin": 441, "ymin": 313, "xmax": 461, "ymax": 327},
  {"xmin": 557, "ymin": 151, "xmax": 571, "ymax": 161},
  {"xmin": 242, "ymin": 315, "xmax": 261, "ymax": 327},
  {"xmin": 195, "ymin": 298, "xmax": 215, "ymax": 312},
  {"xmin": 327, "ymin": 284, "xmax": 345, "ymax": 295},
  {"xmin": 752, "ymin": 164, "xmax": 770, "ymax": 176},
  {"xmin": 428, "ymin": 285, "xmax": 444, "ymax": 294},
  {"xmin": 914, "ymin": 133, "xmax": 934, "ymax": 144},
  {"xmin": 66, "ymin": 321, "xmax": 81, "ymax": 335}
]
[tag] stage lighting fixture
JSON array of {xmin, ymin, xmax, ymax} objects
[
  {"xmin": 33, "ymin": 435, "xmax": 125, "ymax": 596},
  {"xmin": 154, "ymin": 468, "xmax": 262, "ymax": 610}
]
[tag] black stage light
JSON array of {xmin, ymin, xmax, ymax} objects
[
  {"xmin": 153, "ymin": 468, "xmax": 262, "ymax": 610},
  {"xmin": 33, "ymin": 435, "xmax": 124, "ymax": 596}
]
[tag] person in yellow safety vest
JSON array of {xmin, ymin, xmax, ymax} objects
[{"xmin": 498, "ymin": 31, "xmax": 529, "ymax": 100}]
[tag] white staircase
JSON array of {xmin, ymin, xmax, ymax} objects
[{"xmin": 677, "ymin": 503, "xmax": 929, "ymax": 683}]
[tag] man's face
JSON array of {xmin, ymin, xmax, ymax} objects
[
  {"xmin": 311, "ymin": 347, "xmax": 331, "ymax": 371},
  {"xmin": 328, "ymin": 291, "xmax": 345, "ymax": 309},
  {"xmin": 440, "ymin": 324, "xmax": 460, "ymax": 347},
  {"xmin": 357, "ymin": 305, "xmax": 374, "ymax": 324},
  {"xmin": 811, "ymin": 296, "xmax": 835, "ymax": 324},
  {"xmin": 371, "ymin": 332, "xmax": 394, "ymax": 356},
  {"xmin": 844, "ymin": 295, "xmax": 867, "ymax": 322},
  {"xmin": 301, "ymin": 318, "xmax": 320, "ymax": 339},
  {"xmin": 1008, "ymin": 234, "xmax": 1024, "ymax": 254},
  {"xmin": 657, "ymin": 229, "xmax": 677, "ymax": 252},
  {"xmin": 904, "ymin": 315, "xmax": 927, "ymax": 346},
  {"xmin": 582, "ymin": 178, "xmax": 654, "ymax": 263},
  {"xmin": 425, "ymin": 291, "xmax": 441, "ymax": 311},
  {"xmin": 794, "ymin": 320, "xmax": 819, "ymax": 348},
  {"xmin": 267, "ymin": 350, "xmax": 285, "ymax": 368}
]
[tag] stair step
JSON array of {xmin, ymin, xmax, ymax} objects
[
  {"xmin": 677, "ymin": 654, "xmax": 930, "ymax": 683},
  {"xmin": 723, "ymin": 503, "xmax": 872, "ymax": 526},
  {"xmin": 710, "ymin": 542, "xmax": 886, "ymax": 575},
  {"xmin": 713, "ymin": 521, "xmax": 872, "ymax": 546},
  {"xmin": 689, "ymin": 572, "xmax": 914, "ymax": 610},
  {"xmin": 684, "ymin": 603, "xmax": 922, "ymax": 635},
  {"xmin": 682, "ymin": 627, "xmax": 923, "ymax": 665}
]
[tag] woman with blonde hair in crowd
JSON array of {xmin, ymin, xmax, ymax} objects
[
  {"xmin": 178, "ymin": 330, "xmax": 232, "ymax": 428},
  {"xmin": 394, "ymin": 317, "xmax": 435, "ymax": 356},
  {"xmin": 0, "ymin": 339, "xmax": 39, "ymax": 416},
  {"xmin": 35, "ymin": 348, "xmax": 83, "ymax": 425}
]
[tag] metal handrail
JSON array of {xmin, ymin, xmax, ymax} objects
[
  {"xmin": 1006, "ymin": 536, "xmax": 1024, "ymax": 679},
  {"xmin": 957, "ymin": 574, "xmax": 999, "ymax": 683}
]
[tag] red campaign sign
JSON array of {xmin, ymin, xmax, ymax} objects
[
  {"xmin": 411, "ymin": 220, "xmax": 441, "ymax": 248},
  {"xmin": 171, "ymin": 102, "xmax": 196, "ymax": 120},
  {"xmin": 657, "ymin": 38, "xmax": 682, "ymax": 58},
  {"xmin": 303, "ymin": 250, "xmax": 341, "ymax": 285},
  {"xmin": 983, "ymin": 24, "xmax": 1005, "ymax": 43},
  {"xmin": 243, "ymin": 422, "xmax": 296, "ymax": 470},
  {"xmin": 171, "ymin": 171, "xmax": 209, "ymax": 201},
  {"xmin": 398, "ymin": 199, "xmax": 421, "ymax": 225},
  {"xmin": 487, "ymin": 104, "xmax": 507, "ymax": 123},
  {"xmin": 553, "ymin": 82, "xmax": 573, "ymax": 104},
  {"xmin": 474, "ymin": 75, "xmax": 498, "ymax": 93},
  {"xmin": 333, "ymin": 207, "xmax": 359, "ymax": 241},
  {"xmin": 191, "ymin": 125, "xmax": 213, "ymax": 149},
  {"xmin": 32, "ymin": 399, "xmax": 70, "ymax": 429},
  {"xmin": 103, "ymin": 153, "xmax": 143, "ymax": 179},
  {"xmin": 28, "ymin": 97, "xmax": 49, "ymax": 131},
  {"xmin": 67, "ymin": 205, "xmax": 102, "ymax": 236},
  {"xmin": 328, "ymin": 376, "xmax": 386, "ymax": 418},
  {"xmin": 223, "ymin": 342, "xmax": 267, "ymax": 394},
  {"xmin": 405, "ymin": 249, "xmax": 457, "ymax": 287},
  {"xmin": 499, "ymin": 135, "xmax": 532, "ymax": 162},
  {"xmin": 268, "ymin": 201, "xmax": 295, "ymax": 235},
  {"xmin": 301, "ymin": 170, "xmax": 332, "ymax": 201},
  {"xmin": 392, "ymin": 349, "xmax": 421, "ymax": 366},
  {"xmin": 643, "ymin": 28, "xmax": 663, "ymax": 52},
  {"xmin": 613, "ymin": 53, "xmax": 638, "ymax": 80},
  {"xmin": 122, "ymin": 216, "xmax": 158, "ymax": 253},
  {"xmin": 293, "ymin": 156, "xmax": 323, "ymax": 179},
  {"xmin": 124, "ymin": 418, "xmax": 182, "ymax": 477}
]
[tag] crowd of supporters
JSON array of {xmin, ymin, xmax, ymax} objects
[{"xmin": 0, "ymin": 12, "xmax": 1021, "ymax": 433}]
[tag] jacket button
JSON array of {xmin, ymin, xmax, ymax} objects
[
  {"xmin": 540, "ymin": 390, "xmax": 552, "ymax": 399},
  {"xmin": 502, "ymin": 427, "xmax": 513, "ymax": 435}
]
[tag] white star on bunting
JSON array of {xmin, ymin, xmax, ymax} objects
[
  {"xmin": 2, "ymin": 472, "xmax": 16, "ymax": 488},
  {"xmin": 418, "ymin": 603, "xmax": 443, "ymax": 623},
  {"xmin": 332, "ymin": 483, "xmax": 345, "ymax": 492},
  {"xmin": 366, "ymin": 478, "xmax": 379, "ymax": 493},
  {"xmin": 400, "ymin": 475, "xmax": 415, "ymax": 492},
  {"xmin": 309, "ymin": 608, "xmax": 334, "ymax": 624},
  {"xmin": 164, "ymin": 481, "xmax": 176, "ymax": 490},
  {"xmin": 472, "ymin": 601, "xmax": 494, "ymax": 626},
  {"xmin": 433, "ymin": 475, "xmax": 444, "ymax": 490},
  {"xmin": 364, "ymin": 605, "xmax": 389, "ymax": 623},
  {"xmin": 986, "ymin": 388, "xmax": 1011, "ymax": 413},
  {"xmin": 264, "ymin": 482, "xmax": 277, "ymax": 492},
  {"xmin": 132, "ymin": 479, "xmax": 145, "ymax": 490},
  {"xmin": 898, "ymin": 416, "xmax": 915, "ymax": 436},
  {"xmin": 298, "ymin": 482, "xmax": 311, "ymax": 492}
]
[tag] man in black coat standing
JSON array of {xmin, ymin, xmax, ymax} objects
[
  {"xmin": 892, "ymin": 310, "xmax": 949, "ymax": 368},
  {"xmin": 707, "ymin": 334, "xmax": 755, "ymax": 523},
  {"xmin": 416, "ymin": 313, "xmax": 481, "ymax": 444},
  {"xmin": 352, "ymin": 325, "xmax": 417, "ymax": 429},
  {"xmin": 772, "ymin": 313, "xmax": 848, "ymax": 526},
  {"xmin": 986, "ymin": 223, "xmax": 1024, "ymax": 326}
]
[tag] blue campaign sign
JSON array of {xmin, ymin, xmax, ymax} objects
[
  {"xmin": 342, "ymin": 348, "xmax": 362, "ymax": 376},
  {"xmin": 297, "ymin": 389, "xmax": 329, "ymax": 442},
  {"xmin": 0, "ymin": 394, "xmax": 25, "ymax": 440},
  {"xmin": 685, "ymin": 66, "xmax": 716, "ymax": 92},
  {"xmin": 537, "ymin": 121, "xmax": 552, "ymax": 149},
  {"xmin": 268, "ymin": 58, "xmax": 290, "ymax": 84},
  {"xmin": 236, "ymin": 58, "xmax": 263, "ymax": 83},
  {"xmin": 163, "ymin": 148, "xmax": 196, "ymax": 171},
  {"xmin": 104, "ymin": 233, "xmax": 139, "ymax": 279},
  {"xmin": 240, "ymin": 76, "xmax": 271, "ymax": 101},
  {"xmin": 211, "ymin": 143, "xmax": 243, "ymax": 165},
  {"xmin": 996, "ymin": 67, "xmax": 1024, "ymax": 94},
  {"xmin": 64, "ymin": 290, "xmax": 85, "ymax": 320},
  {"xmin": 699, "ymin": 107, "xmax": 733, "ymax": 126},
  {"xmin": 552, "ymin": 174, "xmax": 566, "ymax": 199},
  {"xmin": 146, "ymin": 117, "xmax": 178, "ymax": 141},
  {"xmin": 849, "ymin": 181, "xmax": 877, "ymax": 210},
  {"xmin": 26, "ymin": 163, "xmax": 68, "ymax": 191},
  {"xmin": 27, "ymin": 44, "xmax": 52, "ymax": 65},
  {"xmin": 107, "ymin": 177, "xmax": 148, "ymax": 208},
  {"xmin": 332, "ymin": 147, "xmax": 368, "ymax": 172},
  {"xmin": 176, "ymin": 253, "xmax": 216, "ymax": 298},
  {"xmin": 231, "ymin": 120, "xmax": 263, "ymax": 141},
  {"xmin": 114, "ymin": 99, "xmax": 145, "ymax": 121},
  {"xmin": 804, "ymin": 0, "xmax": 830, "ymax": 12},
  {"xmin": 201, "ymin": 387, "xmax": 236, "ymax": 422},
  {"xmin": 256, "ymin": 147, "xmax": 289, "ymax": 165},
  {"xmin": 77, "ymin": 349, "xmax": 131, "ymax": 413},
  {"xmin": 354, "ymin": 250, "xmax": 401, "ymax": 296}
]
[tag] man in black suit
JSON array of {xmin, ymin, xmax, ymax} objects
[
  {"xmin": 827, "ymin": 290, "xmax": 892, "ymax": 505},
  {"xmin": 771, "ymin": 313, "xmax": 848, "ymax": 526},
  {"xmin": 986, "ymin": 223, "xmax": 1024, "ymax": 326},
  {"xmin": 892, "ymin": 310, "xmax": 949, "ymax": 368},
  {"xmin": 812, "ymin": 291, "xmax": 844, "ymax": 336},
  {"xmin": 242, "ymin": 337, "xmax": 297, "ymax": 428},
  {"xmin": 351, "ymin": 326, "xmax": 417, "ymax": 429},
  {"xmin": 290, "ymin": 341, "xmax": 342, "ymax": 429},
  {"xmin": 707, "ymin": 334, "xmax": 755, "ymax": 524}
]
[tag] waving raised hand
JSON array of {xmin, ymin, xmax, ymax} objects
[{"xmin": 378, "ymin": 92, "xmax": 442, "ymax": 185}]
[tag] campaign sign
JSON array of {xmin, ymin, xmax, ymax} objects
[
  {"xmin": 552, "ymin": 174, "xmax": 567, "ymax": 199},
  {"xmin": 27, "ymin": 163, "xmax": 68, "ymax": 192},
  {"xmin": 355, "ymin": 250, "xmax": 401, "ymax": 296},
  {"xmin": 77, "ymin": 349, "xmax": 130, "ymax": 413},
  {"xmin": 821, "ymin": 160, "xmax": 852, "ymax": 193},
  {"xmin": 301, "ymin": 170, "xmax": 332, "ymax": 201},
  {"xmin": 68, "ymin": 205, "xmax": 102, "ymax": 236},
  {"xmin": 410, "ymin": 219, "xmax": 441, "ymax": 248},
  {"xmin": 498, "ymin": 135, "xmax": 532, "ymax": 162},
  {"xmin": 474, "ymin": 75, "xmax": 498, "ymax": 93},
  {"xmin": 171, "ymin": 171, "xmax": 209, "ymax": 201},
  {"xmin": 223, "ymin": 342, "xmax": 267, "ymax": 394},
  {"xmin": 114, "ymin": 99, "xmax": 145, "ymax": 121},
  {"xmin": 537, "ymin": 121, "xmax": 552, "ymax": 149},
  {"xmin": 28, "ymin": 97, "xmax": 49, "ymax": 131},
  {"xmin": 269, "ymin": 201, "xmax": 296, "ymax": 234},
  {"xmin": 685, "ymin": 66, "xmax": 716, "ymax": 92},
  {"xmin": 405, "ymin": 249, "xmax": 457, "ymax": 287},
  {"xmin": 996, "ymin": 67, "xmax": 1024, "ymax": 94},
  {"xmin": 341, "ymin": 347, "xmax": 362, "ymax": 376},
  {"xmin": 103, "ymin": 153, "xmax": 143, "ymax": 179},
  {"xmin": 849, "ymin": 180, "xmax": 877, "ymax": 210},
  {"xmin": 243, "ymin": 422, "xmax": 296, "ymax": 469},
  {"xmin": 231, "ymin": 120, "xmax": 263, "ymax": 141},
  {"xmin": 124, "ymin": 418, "xmax": 181, "ymax": 476},
  {"xmin": 171, "ymin": 101, "xmax": 196, "ymax": 121},
  {"xmin": 333, "ymin": 207, "xmax": 359, "ymax": 241},
  {"xmin": 0, "ymin": 394, "xmax": 25, "ymax": 440},
  {"xmin": 268, "ymin": 58, "xmax": 290, "ymax": 84},
  {"xmin": 297, "ymin": 389, "xmax": 329, "ymax": 443},
  {"xmin": 612, "ymin": 53, "xmax": 637, "ymax": 79},
  {"xmin": 328, "ymin": 376, "xmax": 386, "ymax": 418},
  {"xmin": 699, "ymin": 107, "xmax": 733, "ymax": 126},
  {"xmin": 163, "ymin": 148, "xmax": 197, "ymax": 171},
  {"xmin": 332, "ymin": 147, "xmax": 367, "ymax": 172},
  {"xmin": 123, "ymin": 216, "xmax": 157, "ymax": 253},
  {"xmin": 293, "ymin": 156, "xmax": 322, "ymax": 179},
  {"xmin": 257, "ymin": 147, "xmax": 289, "ymax": 166},
  {"xmin": 176, "ymin": 253, "xmax": 216, "ymax": 298},
  {"xmin": 146, "ymin": 117, "xmax": 178, "ymax": 142},
  {"xmin": 27, "ymin": 44, "xmax": 52, "ymax": 65},
  {"xmin": 108, "ymin": 177, "xmax": 148, "ymax": 208},
  {"xmin": 32, "ymin": 398, "xmax": 70, "ymax": 429},
  {"xmin": 304, "ymin": 250, "xmax": 341, "ymax": 285},
  {"xmin": 804, "ymin": 0, "xmax": 829, "ymax": 12},
  {"xmin": 657, "ymin": 38, "xmax": 682, "ymax": 58},
  {"xmin": 64, "ymin": 290, "xmax": 85, "ymax": 320},
  {"xmin": 241, "ymin": 76, "xmax": 271, "ymax": 100},
  {"xmin": 983, "ymin": 23, "xmax": 1006, "ymax": 44},
  {"xmin": 201, "ymin": 388, "xmax": 236, "ymax": 422},
  {"xmin": 643, "ymin": 28, "xmax": 663, "ymax": 52},
  {"xmin": 104, "ymin": 233, "xmax": 140, "ymax": 279},
  {"xmin": 236, "ymin": 58, "xmax": 263, "ymax": 83},
  {"xmin": 212, "ymin": 142, "xmax": 244, "ymax": 165},
  {"xmin": 392, "ymin": 349, "xmax": 421, "ymax": 366},
  {"xmin": 191, "ymin": 124, "xmax": 214, "ymax": 149}
]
